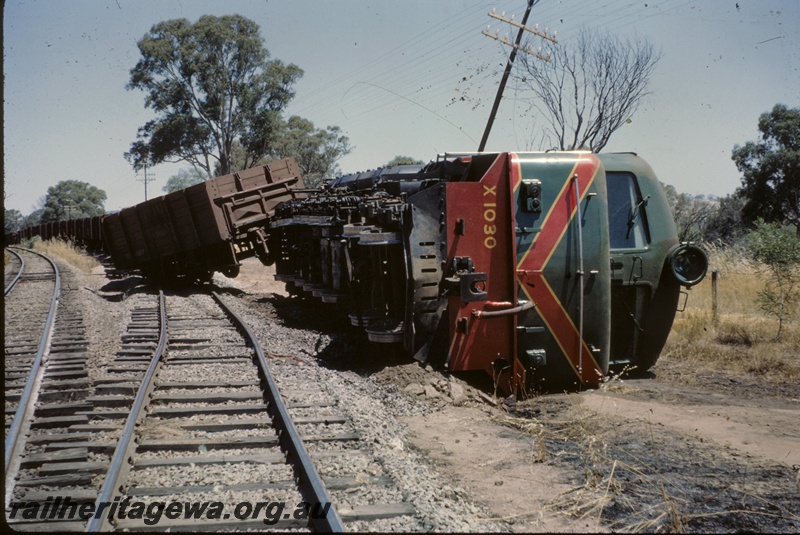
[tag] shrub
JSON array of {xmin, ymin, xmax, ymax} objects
[{"xmin": 745, "ymin": 221, "xmax": 800, "ymax": 340}]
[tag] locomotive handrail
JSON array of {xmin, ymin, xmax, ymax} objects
[
  {"xmin": 573, "ymin": 173, "xmax": 586, "ymax": 375},
  {"xmin": 473, "ymin": 300, "xmax": 535, "ymax": 318},
  {"xmin": 4, "ymin": 247, "xmax": 60, "ymax": 506}
]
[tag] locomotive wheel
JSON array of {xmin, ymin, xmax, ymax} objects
[{"xmin": 257, "ymin": 252, "xmax": 275, "ymax": 266}]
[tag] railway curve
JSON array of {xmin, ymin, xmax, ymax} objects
[{"xmin": 4, "ymin": 247, "xmax": 62, "ymax": 508}]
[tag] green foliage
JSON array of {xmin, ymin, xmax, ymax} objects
[
  {"xmin": 40, "ymin": 181, "xmax": 106, "ymax": 223},
  {"xmin": 732, "ymin": 104, "xmax": 800, "ymax": 234},
  {"xmin": 271, "ymin": 116, "xmax": 352, "ymax": 188},
  {"xmin": 126, "ymin": 15, "xmax": 303, "ymax": 176},
  {"xmin": 162, "ymin": 168, "xmax": 208, "ymax": 193},
  {"xmin": 662, "ymin": 184, "xmax": 747, "ymax": 245},
  {"xmin": 703, "ymin": 194, "xmax": 746, "ymax": 245},
  {"xmin": 385, "ymin": 155, "xmax": 424, "ymax": 167},
  {"xmin": 21, "ymin": 209, "xmax": 43, "ymax": 229},
  {"xmin": 213, "ymin": 141, "xmax": 248, "ymax": 176},
  {"xmin": 5, "ymin": 208, "xmax": 23, "ymax": 233},
  {"xmin": 745, "ymin": 220, "xmax": 800, "ymax": 340},
  {"xmin": 662, "ymin": 183, "xmax": 712, "ymax": 242}
]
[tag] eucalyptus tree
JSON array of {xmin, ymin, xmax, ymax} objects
[
  {"xmin": 271, "ymin": 116, "xmax": 352, "ymax": 188},
  {"xmin": 40, "ymin": 181, "xmax": 106, "ymax": 222},
  {"xmin": 125, "ymin": 15, "xmax": 303, "ymax": 177},
  {"xmin": 733, "ymin": 104, "xmax": 800, "ymax": 235}
]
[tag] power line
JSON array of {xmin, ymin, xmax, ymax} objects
[
  {"xmin": 289, "ymin": 0, "xmax": 522, "ymax": 123},
  {"xmin": 288, "ymin": 0, "xmax": 695, "ymax": 163},
  {"xmin": 479, "ymin": 0, "xmax": 556, "ymax": 151},
  {"xmin": 289, "ymin": 0, "xmax": 496, "ymax": 117}
]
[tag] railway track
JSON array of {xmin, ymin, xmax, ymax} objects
[
  {"xmin": 4, "ymin": 247, "xmax": 24, "ymax": 293},
  {"xmin": 219, "ymin": 294, "xmax": 429, "ymax": 532},
  {"xmin": 96, "ymin": 291, "xmax": 344, "ymax": 531},
  {"xmin": 5, "ymin": 251, "xmax": 476, "ymax": 531},
  {"xmin": 6, "ymin": 285, "xmax": 346, "ymax": 531},
  {"xmin": 5, "ymin": 248, "xmax": 63, "ymax": 493},
  {"xmin": 4, "ymin": 248, "xmax": 59, "ymax": 435},
  {"xmin": 5, "ymin": 248, "xmax": 98, "ymax": 523}
]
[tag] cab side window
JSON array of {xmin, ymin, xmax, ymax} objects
[{"xmin": 607, "ymin": 172, "xmax": 649, "ymax": 249}]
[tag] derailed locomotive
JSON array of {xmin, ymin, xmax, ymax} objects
[
  {"xmin": 5, "ymin": 151, "xmax": 707, "ymax": 393},
  {"xmin": 266, "ymin": 152, "xmax": 708, "ymax": 392}
]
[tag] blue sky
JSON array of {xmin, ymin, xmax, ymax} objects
[{"xmin": 4, "ymin": 0, "xmax": 799, "ymax": 213}]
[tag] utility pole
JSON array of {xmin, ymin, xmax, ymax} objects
[
  {"xmin": 478, "ymin": 0, "xmax": 557, "ymax": 151},
  {"xmin": 136, "ymin": 163, "xmax": 156, "ymax": 202},
  {"xmin": 64, "ymin": 201, "xmax": 77, "ymax": 220}
]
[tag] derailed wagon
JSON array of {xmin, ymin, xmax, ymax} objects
[{"xmin": 99, "ymin": 158, "xmax": 305, "ymax": 281}]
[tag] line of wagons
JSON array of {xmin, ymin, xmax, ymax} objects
[{"xmin": 5, "ymin": 157, "xmax": 305, "ymax": 282}]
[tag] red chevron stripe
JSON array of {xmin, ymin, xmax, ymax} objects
[{"xmin": 514, "ymin": 154, "xmax": 603, "ymax": 384}]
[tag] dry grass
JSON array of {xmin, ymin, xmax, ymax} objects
[
  {"xmin": 664, "ymin": 244, "xmax": 800, "ymax": 381},
  {"xmin": 31, "ymin": 238, "xmax": 101, "ymax": 274},
  {"xmin": 498, "ymin": 399, "xmax": 800, "ymax": 533},
  {"xmin": 497, "ymin": 404, "xmax": 687, "ymax": 532}
]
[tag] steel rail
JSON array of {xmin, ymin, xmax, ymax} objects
[
  {"xmin": 212, "ymin": 291, "xmax": 345, "ymax": 533},
  {"xmin": 86, "ymin": 291, "xmax": 168, "ymax": 532},
  {"xmin": 4, "ymin": 247, "xmax": 61, "ymax": 506},
  {"xmin": 4, "ymin": 247, "xmax": 25, "ymax": 295}
]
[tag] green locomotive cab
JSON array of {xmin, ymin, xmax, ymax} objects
[{"xmin": 600, "ymin": 153, "xmax": 708, "ymax": 374}]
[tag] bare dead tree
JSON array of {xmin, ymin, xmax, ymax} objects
[{"xmin": 514, "ymin": 29, "xmax": 661, "ymax": 152}]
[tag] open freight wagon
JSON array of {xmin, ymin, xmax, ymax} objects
[{"xmin": 103, "ymin": 158, "xmax": 304, "ymax": 280}]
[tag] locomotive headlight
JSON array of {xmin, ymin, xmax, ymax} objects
[{"xmin": 667, "ymin": 243, "xmax": 708, "ymax": 287}]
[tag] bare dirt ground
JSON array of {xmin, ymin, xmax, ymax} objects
[
  {"xmin": 225, "ymin": 257, "xmax": 800, "ymax": 533},
  {"xmin": 38, "ymin": 254, "xmax": 799, "ymax": 533}
]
